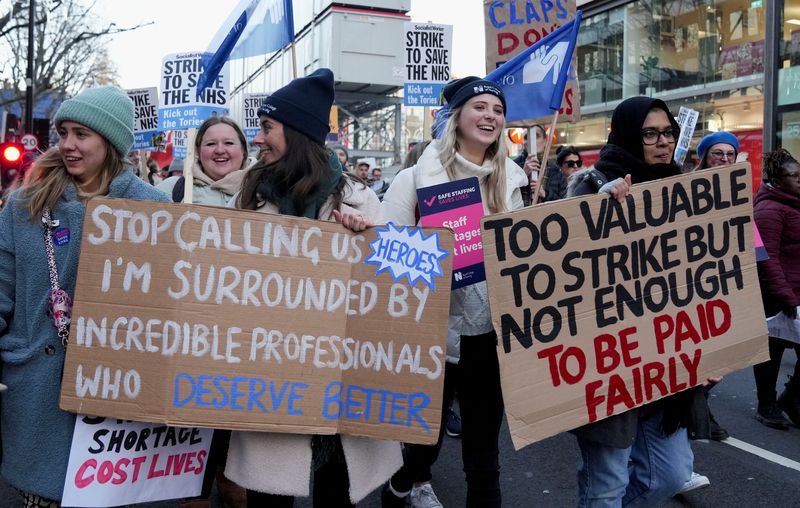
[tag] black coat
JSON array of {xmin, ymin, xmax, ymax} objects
[{"xmin": 513, "ymin": 151, "xmax": 567, "ymax": 204}]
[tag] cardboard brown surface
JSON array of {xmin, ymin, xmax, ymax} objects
[
  {"xmin": 483, "ymin": 0, "xmax": 580, "ymax": 124},
  {"xmin": 481, "ymin": 163, "xmax": 769, "ymax": 450},
  {"xmin": 60, "ymin": 199, "xmax": 453, "ymax": 445}
]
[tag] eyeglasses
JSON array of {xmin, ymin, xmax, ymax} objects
[
  {"xmin": 641, "ymin": 128, "xmax": 676, "ymax": 145},
  {"xmin": 563, "ymin": 160, "xmax": 583, "ymax": 168},
  {"xmin": 709, "ymin": 150, "xmax": 736, "ymax": 161}
]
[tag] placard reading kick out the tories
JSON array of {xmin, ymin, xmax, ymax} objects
[{"xmin": 59, "ymin": 200, "xmax": 453, "ymax": 445}]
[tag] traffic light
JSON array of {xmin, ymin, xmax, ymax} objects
[{"xmin": 0, "ymin": 142, "xmax": 23, "ymax": 189}]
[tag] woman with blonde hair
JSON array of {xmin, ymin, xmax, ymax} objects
[
  {"xmin": 380, "ymin": 76, "xmax": 525, "ymax": 508},
  {"xmin": 0, "ymin": 86, "xmax": 168, "ymax": 505}
]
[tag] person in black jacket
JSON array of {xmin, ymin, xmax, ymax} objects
[
  {"xmin": 567, "ymin": 96, "xmax": 710, "ymax": 507},
  {"xmin": 513, "ymin": 125, "xmax": 567, "ymax": 204}
]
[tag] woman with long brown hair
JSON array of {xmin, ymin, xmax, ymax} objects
[{"xmin": 225, "ymin": 68, "xmax": 401, "ymax": 508}]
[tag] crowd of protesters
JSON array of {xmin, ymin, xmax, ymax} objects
[{"xmin": 0, "ymin": 68, "xmax": 796, "ymax": 508}]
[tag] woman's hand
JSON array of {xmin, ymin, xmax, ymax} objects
[
  {"xmin": 529, "ymin": 178, "xmax": 546, "ymax": 199},
  {"xmin": 600, "ymin": 174, "xmax": 632, "ymax": 202},
  {"xmin": 333, "ymin": 209, "xmax": 373, "ymax": 232},
  {"xmin": 704, "ymin": 376, "xmax": 723, "ymax": 386},
  {"xmin": 523, "ymin": 154, "xmax": 541, "ymax": 177}
]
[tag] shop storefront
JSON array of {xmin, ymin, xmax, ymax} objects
[
  {"xmin": 571, "ymin": 0, "xmax": 768, "ymax": 183},
  {"xmin": 777, "ymin": 2, "xmax": 800, "ymax": 159}
]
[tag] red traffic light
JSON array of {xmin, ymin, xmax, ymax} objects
[{"xmin": 2, "ymin": 143, "xmax": 22, "ymax": 164}]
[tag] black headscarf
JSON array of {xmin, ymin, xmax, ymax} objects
[{"xmin": 595, "ymin": 96, "xmax": 681, "ymax": 185}]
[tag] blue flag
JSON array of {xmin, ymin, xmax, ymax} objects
[
  {"xmin": 485, "ymin": 11, "xmax": 582, "ymax": 123},
  {"xmin": 197, "ymin": 0, "xmax": 294, "ymax": 96}
]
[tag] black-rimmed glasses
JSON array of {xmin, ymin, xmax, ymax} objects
[{"xmin": 641, "ymin": 128, "xmax": 675, "ymax": 145}]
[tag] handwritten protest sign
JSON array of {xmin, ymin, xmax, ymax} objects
[
  {"xmin": 62, "ymin": 416, "xmax": 212, "ymax": 507},
  {"xmin": 483, "ymin": 0, "xmax": 579, "ymax": 122},
  {"xmin": 481, "ymin": 164, "xmax": 768, "ymax": 450},
  {"xmin": 158, "ymin": 52, "xmax": 228, "ymax": 130},
  {"xmin": 60, "ymin": 199, "xmax": 452, "ymax": 445},
  {"xmin": 403, "ymin": 22, "xmax": 453, "ymax": 107},
  {"xmin": 127, "ymin": 88, "xmax": 160, "ymax": 150},
  {"xmin": 417, "ymin": 177, "xmax": 485, "ymax": 289},
  {"xmin": 243, "ymin": 93, "xmax": 271, "ymax": 142}
]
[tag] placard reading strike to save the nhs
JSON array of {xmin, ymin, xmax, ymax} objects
[
  {"xmin": 59, "ymin": 199, "xmax": 453, "ymax": 445},
  {"xmin": 482, "ymin": 163, "xmax": 768, "ymax": 450},
  {"xmin": 417, "ymin": 177, "xmax": 485, "ymax": 289},
  {"xmin": 158, "ymin": 52, "xmax": 229, "ymax": 130}
]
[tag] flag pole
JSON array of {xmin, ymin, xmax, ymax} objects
[
  {"xmin": 290, "ymin": 43, "xmax": 297, "ymax": 79},
  {"xmin": 531, "ymin": 113, "xmax": 560, "ymax": 205}
]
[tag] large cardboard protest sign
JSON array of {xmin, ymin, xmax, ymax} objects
[
  {"xmin": 483, "ymin": 0, "xmax": 579, "ymax": 122},
  {"xmin": 60, "ymin": 199, "xmax": 453, "ymax": 445},
  {"xmin": 481, "ymin": 164, "xmax": 768, "ymax": 450},
  {"xmin": 62, "ymin": 416, "xmax": 212, "ymax": 507}
]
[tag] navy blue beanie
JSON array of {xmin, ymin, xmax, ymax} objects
[
  {"xmin": 696, "ymin": 131, "xmax": 739, "ymax": 162},
  {"xmin": 442, "ymin": 76, "xmax": 506, "ymax": 113},
  {"xmin": 257, "ymin": 68, "xmax": 334, "ymax": 145}
]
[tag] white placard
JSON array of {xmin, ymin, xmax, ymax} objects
[
  {"xmin": 62, "ymin": 416, "xmax": 212, "ymax": 507},
  {"xmin": 158, "ymin": 52, "xmax": 229, "ymax": 130}
]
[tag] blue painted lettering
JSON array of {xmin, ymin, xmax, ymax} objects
[
  {"xmin": 172, "ymin": 373, "xmax": 307, "ymax": 415},
  {"xmin": 322, "ymin": 381, "xmax": 431, "ymax": 432}
]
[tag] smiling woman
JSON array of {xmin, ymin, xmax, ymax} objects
[
  {"xmin": 380, "ymin": 76, "xmax": 527, "ymax": 507},
  {"xmin": 0, "ymin": 86, "xmax": 169, "ymax": 504},
  {"xmin": 157, "ymin": 116, "xmax": 249, "ymax": 205}
]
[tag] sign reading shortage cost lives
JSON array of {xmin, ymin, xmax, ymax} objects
[
  {"xmin": 481, "ymin": 163, "xmax": 769, "ymax": 450},
  {"xmin": 60, "ymin": 200, "xmax": 453, "ymax": 445}
]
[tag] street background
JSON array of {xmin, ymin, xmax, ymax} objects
[{"xmin": 2, "ymin": 357, "xmax": 800, "ymax": 507}]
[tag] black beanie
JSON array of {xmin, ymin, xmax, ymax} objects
[
  {"xmin": 442, "ymin": 76, "xmax": 506, "ymax": 113},
  {"xmin": 257, "ymin": 68, "xmax": 334, "ymax": 145}
]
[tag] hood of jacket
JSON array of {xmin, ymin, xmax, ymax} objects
[{"xmin": 754, "ymin": 181, "xmax": 800, "ymax": 209}]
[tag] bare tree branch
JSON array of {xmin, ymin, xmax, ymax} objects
[{"xmin": 1, "ymin": 0, "xmax": 151, "ymax": 114}]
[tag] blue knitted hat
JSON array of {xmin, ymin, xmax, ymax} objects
[
  {"xmin": 54, "ymin": 86, "xmax": 135, "ymax": 157},
  {"xmin": 696, "ymin": 132, "xmax": 739, "ymax": 162},
  {"xmin": 257, "ymin": 68, "xmax": 334, "ymax": 145}
]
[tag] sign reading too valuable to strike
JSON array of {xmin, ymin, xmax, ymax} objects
[
  {"xmin": 60, "ymin": 199, "xmax": 453, "ymax": 445},
  {"xmin": 481, "ymin": 163, "xmax": 768, "ymax": 450}
]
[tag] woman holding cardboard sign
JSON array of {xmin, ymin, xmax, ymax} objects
[
  {"xmin": 0, "ymin": 86, "xmax": 169, "ymax": 505},
  {"xmin": 380, "ymin": 77, "xmax": 525, "ymax": 508},
  {"xmin": 226, "ymin": 68, "xmax": 401, "ymax": 508},
  {"xmin": 566, "ymin": 96, "xmax": 704, "ymax": 507}
]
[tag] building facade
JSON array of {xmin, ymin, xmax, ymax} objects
[{"xmin": 571, "ymin": 0, "xmax": 799, "ymax": 185}]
